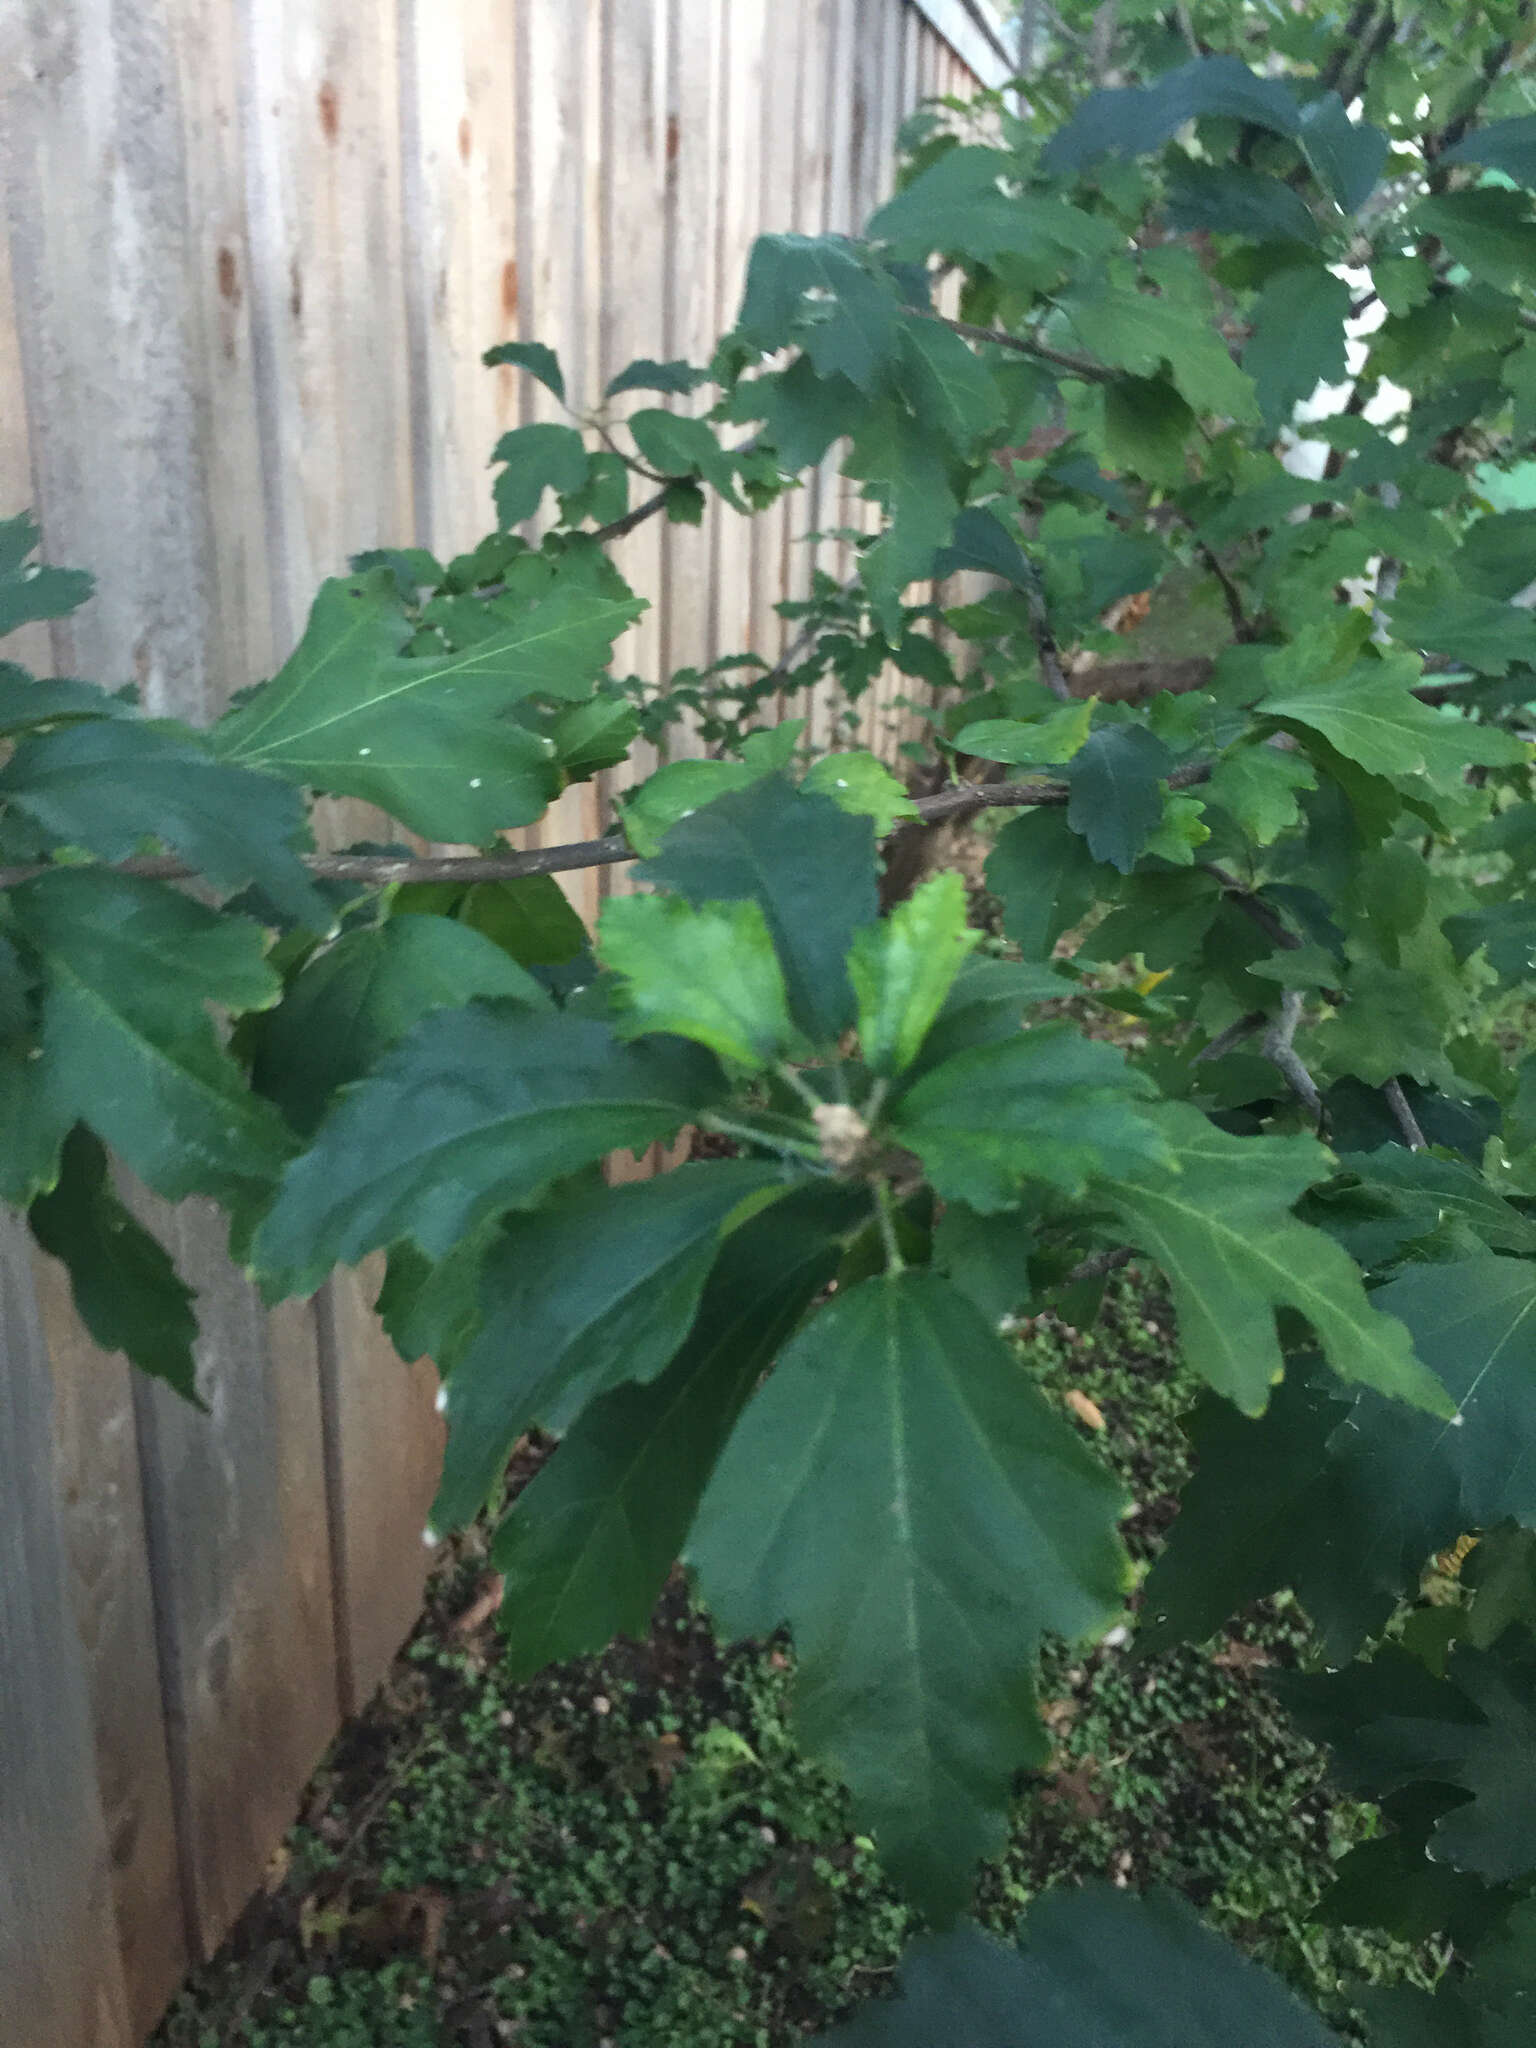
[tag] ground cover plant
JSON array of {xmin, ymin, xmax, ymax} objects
[
  {"xmin": 148, "ymin": 1279, "xmax": 1430, "ymax": 2046},
  {"xmin": 7, "ymin": 2, "xmax": 1536, "ymax": 2037}
]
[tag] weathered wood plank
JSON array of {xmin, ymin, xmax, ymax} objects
[
  {"xmin": 0, "ymin": 1215, "xmax": 135, "ymax": 2048},
  {"xmin": 31, "ymin": 1254, "xmax": 188, "ymax": 2037}
]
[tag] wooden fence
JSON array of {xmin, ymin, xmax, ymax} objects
[{"xmin": 0, "ymin": 3, "xmax": 1015, "ymax": 2043}]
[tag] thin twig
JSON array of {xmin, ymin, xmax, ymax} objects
[
  {"xmin": 924, "ymin": 309, "xmax": 1118, "ymax": 385},
  {"xmin": 1193, "ymin": 1009, "xmax": 1267, "ymax": 1064},
  {"xmin": 1192, "ymin": 536, "xmax": 1255, "ymax": 642},
  {"xmin": 1262, "ymin": 989, "xmax": 1324, "ymax": 1124},
  {"xmin": 1382, "ymin": 1076, "xmax": 1428, "ymax": 1149},
  {"xmin": 1065, "ymin": 1245, "xmax": 1137, "ymax": 1284},
  {"xmin": 1200, "ymin": 864, "xmax": 1299, "ymax": 950}
]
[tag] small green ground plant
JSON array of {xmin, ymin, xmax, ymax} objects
[{"xmin": 8, "ymin": 5, "xmax": 1536, "ymax": 2038}]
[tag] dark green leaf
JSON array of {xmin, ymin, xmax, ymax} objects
[
  {"xmin": 433, "ymin": 1160, "xmax": 797, "ymax": 1528},
  {"xmin": 10, "ymin": 870, "xmax": 294, "ymax": 1214},
  {"xmin": 1444, "ymin": 115, "xmax": 1536, "ymax": 185},
  {"xmin": 604, "ymin": 357, "xmax": 708, "ymax": 398},
  {"xmin": 0, "ymin": 513, "xmax": 93, "ymax": 638},
  {"xmin": 1413, "ymin": 190, "xmax": 1536, "ymax": 292},
  {"xmin": 984, "ymin": 807, "xmax": 1107, "ymax": 961},
  {"xmin": 867, "ymin": 147, "xmax": 1120, "ymax": 267},
  {"xmin": 1101, "ymin": 377, "xmax": 1197, "ymax": 487},
  {"xmin": 1298, "ymin": 93, "xmax": 1389, "ymax": 212},
  {"xmin": 690, "ymin": 1271, "xmax": 1128, "ymax": 1916},
  {"xmin": 819, "ymin": 1884, "xmax": 1342, "ymax": 2046},
  {"xmin": 628, "ymin": 409, "xmax": 742, "ymax": 506},
  {"xmin": 393, "ymin": 872, "xmax": 589, "ymax": 967},
  {"xmin": 0, "ymin": 663, "xmax": 130, "ymax": 736},
  {"xmin": 1066, "ymin": 725, "xmax": 1174, "ymax": 873},
  {"xmin": 1044, "ymin": 57, "xmax": 1301, "ymax": 175},
  {"xmin": 482, "ymin": 340, "xmax": 566, "ymax": 402},
  {"xmin": 214, "ymin": 566, "xmax": 641, "ymax": 841},
  {"xmin": 898, "ymin": 320, "xmax": 1004, "ymax": 453},
  {"xmin": 252, "ymin": 1008, "xmax": 721, "ymax": 1298},
  {"xmin": 637, "ymin": 775, "xmax": 879, "ymax": 1044},
  {"xmin": 0, "ymin": 718, "xmax": 330, "ymax": 927},
  {"xmin": 737, "ymin": 233, "xmax": 902, "ymax": 393},
  {"xmin": 890, "ymin": 1023, "xmax": 1170, "ymax": 1213},
  {"xmin": 1103, "ymin": 1103, "xmax": 1448, "ymax": 1414},
  {"xmin": 932, "ymin": 505, "xmax": 1034, "ymax": 589},
  {"xmin": 1165, "ymin": 163, "xmax": 1321, "ymax": 247},
  {"xmin": 28, "ymin": 1128, "xmax": 200, "ymax": 1402},
  {"xmin": 490, "ymin": 1181, "xmax": 868, "ymax": 1675},
  {"xmin": 1245, "ymin": 266, "xmax": 1351, "ymax": 435},
  {"xmin": 253, "ymin": 915, "xmax": 549, "ymax": 1135},
  {"xmin": 491, "ymin": 422, "xmax": 591, "ymax": 527}
]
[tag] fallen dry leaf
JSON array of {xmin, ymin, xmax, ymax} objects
[
  {"xmin": 1211, "ymin": 1638, "xmax": 1275, "ymax": 1675},
  {"xmin": 1064, "ymin": 1389, "xmax": 1107, "ymax": 1431},
  {"xmin": 449, "ymin": 1572, "xmax": 506, "ymax": 1635}
]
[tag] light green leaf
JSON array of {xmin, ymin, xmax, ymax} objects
[
  {"xmin": 253, "ymin": 915, "xmax": 549, "ymax": 1135},
  {"xmin": 482, "ymin": 340, "xmax": 565, "ymax": 402},
  {"xmin": 850, "ymin": 872, "xmax": 978, "ymax": 1077},
  {"xmin": 819, "ymin": 1885, "xmax": 1343, "ymax": 2046},
  {"xmin": 490, "ymin": 422, "xmax": 590, "ymax": 527},
  {"xmin": 1259, "ymin": 661, "xmax": 1528, "ymax": 780},
  {"xmin": 689, "ymin": 1271, "xmax": 1128, "ymax": 1916},
  {"xmin": 0, "ymin": 718, "xmax": 330, "ymax": 927},
  {"xmin": 638, "ymin": 776, "xmax": 879, "ymax": 1044},
  {"xmin": 0, "ymin": 513, "xmax": 93, "ymax": 638},
  {"xmin": 954, "ymin": 701, "xmax": 1092, "ymax": 766},
  {"xmin": 252, "ymin": 1008, "xmax": 720, "ymax": 1298},
  {"xmin": 490, "ymin": 1181, "xmax": 867, "ymax": 1677},
  {"xmin": 432, "ymin": 1160, "xmax": 796, "ymax": 1529},
  {"xmin": 1203, "ymin": 744, "xmax": 1316, "ymax": 844},
  {"xmin": 28, "ymin": 1127, "xmax": 200, "ymax": 1403},
  {"xmin": 10, "ymin": 870, "xmax": 294, "ymax": 1214},
  {"xmin": 1141, "ymin": 793, "xmax": 1211, "ymax": 864},
  {"xmin": 620, "ymin": 726, "xmax": 803, "ymax": 858},
  {"xmin": 890, "ymin": 1023, "xmax": 1170, "ymax": 1212},
  {"xmin": 393, "ymin": 872, "xmax": 589, "ymax": 967},
  {"xmin": 800, "ymin": 750, "xmax": 919, "ymax": 833},
  {"xmin": 598, "ymin": 893, "xmax": 797, "ymax": 1070},
  {"xmin": 1102, "ymin": 1102, "xmax": 1451, "ymax": 1415},
  {"xmin": 215, "ymin": 566, "xmax": 642, "ymax": 841}
]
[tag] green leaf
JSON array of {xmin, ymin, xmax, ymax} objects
[
  {"xmin": 932, "ymin": 506, "xmax": 1034, "ymax": 589},
  {"xmin": 1203, "ymin": 745, "xmax": 1316, "ymax": 844},
  {"xmin": 743, "ymin": 357, "xmax": 860, "ymax": 472},
  {"xmin": 619, "ymin": 726, "xmax": 804, "ymax": 858},
  {"xmin": 0, "ymin": 664, "xmax": 129, "ymax": 735},
  {"xmin": 1444, "ymin": 115, "xmax": 1536, "ymax": 185},
  {"xmin": 689, "ymin": 1271, "xmax": 1127, "ymax": 1916},
  {"xmin": 215, "ymin": 566, "xmax": 642, "ymax": 841},
  {"xmin": 1387, "ymin": 586, "xmax": 1536, "ymax": 677},
  {"xmin": 0, "ymin": 513, "xmax": 93, "ymax": 637},
  {"xmin": 1165, "ymin": 163, "xmax": 1321, "ymax": 247},
  {"xmin": 604, "ymin": 357, "xmax": 707, "ymax": 398},
  {"xmin": 10, "ymin": 870, "xmax": 294, "ymax": 1213},
  {"xmin": 847, "ymin": 398, "xmax": 961, "ymax": 638},
  {"xmin": 598, "ymin": 893, "xmax": 797, "ymax": 1070},
  {"xmin": 482, "ymin": 340, "xmax": 566, "ymax": 402},
  {"xmin": 374, "ymin": 1221, "xmax": 497, "ymax": 1381},
  {"xmin": 638, "ymin": 776, "xmax": 879, "ymax": 1044},
  {"xmin": 252, "ymin": 1008, "xmax": 720, "ymax": 1298},
  {"xmin": 0, "ymin": 718, "xmax": 331, "ymax": 927},
  {"xmin": 984, "ymin": 807, "xmax": 1107, "ymax": 960},
  {"xmin": 1278, "ymin": 1636, "xmax": 1536, "ymax": 1883},
  {"xmin": 867, "ymin": 147, "xmax": 1120, "ymax": 267},
  {"xmin": 1299, "ymin": 92, "xmax": 1389, "ymax": 212},
  {"xmin": 1059, "ymin": 270, "xmax": 1258, "ymax": 422},
  {"xmin": 1245, "ymin": 266, "xmax": 1351, "ymax": 435},
  {"xmin": 1412, "ymin": 190, "xmax": 1536, "ymax": 292},
  {"xmin": 394, "ymin": 872, "xmax": 589, "ymax": 967},
  {"xmin": 1102, "ymin": 1102, "xmax": 1449, "ymax": 1415},
  {"xmin": 28, "ymin": 1128, "xmax": 200, "ymax": 1403},
  {"xmin": 432, "ymin": 1160, "xmax": 797, "ymax": 1529},
  {"xmin": 253, "ymin": 915, "xmax": 549, "ymax": 1135},
  {"xmin": 1044, "ymin": 56, "xmax": 1302, "ymax": 174},
  {"xmin": 1101, "ymin": 377, "xmax": 1197, "ymax": 487},
  {"xmin": 890, "ymin": 1024, "xmax": 1170, "ymax": 1213},
  {"xmin": 953, "ymin": 702, "xmax": 1092, "ymax": 766},
  {"xmin": 737, "ymin": 233, "xmax": 902, "ymax": 393},
  {"xmin": 1145, "ymin": 1257, "xmax": 1536, "ymax": 1660},
  {"xmin": 490, "ymin": 422, "xmax": 590, "ymax": 528},
  {"xmin": 628, "ymin": 409, "xmax": 742, "ymax": 507},
  {"xmin": 818, "ymin": 1884, "xmax": 1343, "ymax": 2046},
  {"xmin": 849, "ymin": 872, "xmax": 978, "ymax": 1077},
  {"xmin": 910, "ymin": 957, "xmax": 1074, "ymax": 1078},
  {"xmin": 0, "ymin": 1038, "xmax": 72, "ymax": 1205},
  {"xmin": 1259, "ymin": 660, "xmax": 1527, "ymax": 779},
  {"xmin": 490, "ymin": 1182, "xmax": 867, "ymax": 1676},
  {"xmin": 932, "ymin": 1202, "xmax": 1034, "ymax": 1325},
  {"xmin": 898, "ymin": 319, "xmax": 1004, "ymax": 454},
  {"xmin": 800, "ymin": 750, "xmax": 919, "ymax": 833},
  {"xmin": 1066, "ymin": 724, "xmax": 1174, "ymax": 873}
]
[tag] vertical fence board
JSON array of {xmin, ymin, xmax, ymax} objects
[{"xmin": 0, "ymin": 1217, "xmax": 134, "ymax": 2048}]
